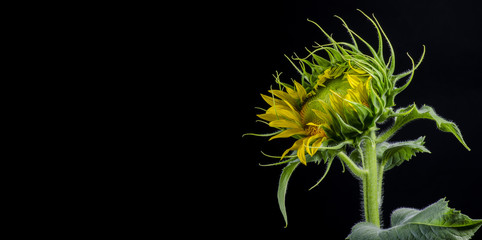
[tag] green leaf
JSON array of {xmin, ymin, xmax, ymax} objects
[
  {"xmin": 348, "ymin": 198, "xmax": 482, "ymax": 240},
  {"xmin": 278, "ymin": 160, "xmax": 300, "ymax": 227},
  {"xmin": 378, "ymin": 104, "xmax": 470, "ymax": 151},
  {"xmin": 381, "ymin": 136, "xmax": 431, "ymax": 171}
]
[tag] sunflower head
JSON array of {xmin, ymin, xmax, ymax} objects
[
  {"xmin": 255, "ymin": 12, "xmax": 425, "ymax": 165},
  {"xmin": 258, "ymin": 63, "xmax": 374, "ymax": 165}
]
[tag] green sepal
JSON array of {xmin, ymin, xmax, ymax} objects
[
  {"xmin": 378, "ymin": 104, "xmax": 470, "ymax": 151},
  {"xmin": 323, "ymin": 107, "xmax": 368, "ymax": 142},
  {"xmin": 312, "ymin": 51, "xmax": 332, "ymax": 68},
  {"xmin": 389, "ymin": 46, "xmax": 426, "ymax": 100},
  {"xmin": 309, "ymin": 156, "xmax": 334, "ymax": 190},
  {"xmin": 276, "ymin": 151, "xmax": 329, "ymax": 227},
  {"xmin": 324, "ymin": 46, "xmax": 345, "ymax": 64},
  {"xmin": 347, "ymin": 198, "xmax": 482, "ymax": 240},
  {"xmin": 322, "ymin": 110, "xmax": 344, "ymax": 141},
  {"xmin": 276, "ymin": 142, "xmax": 347, "ymax": 227},
  {"xmin": 344, "ymin": 100, "xmax": 374, "ymax": 131},
  {"xmin": 317, "ymin": 140, "xmax": 349, "ymax": 169},
  {"xmin": 305, "ymin": 151, "xmax": 323, "ymax": 164},
  {"xmin": 353, "ymin": 101, "xmax": 373, "ymax": 122},
  {"xmin": 242, "ymin": 130, "xmax": 282, "ymax": 138},
  {"xmin": 335, "ymin": 112, "xmax": 363, "ymax": 138},
  {"xmin": 379, "ymin": 136, "xmax": 431, "ymax": 171},
  {"xmin": 277, "ymin": 159, "xmax": 300, "ymax": 228},
  {"xmin": 368, "ymin": 83, "xmax": 385, "ymax": 116}
]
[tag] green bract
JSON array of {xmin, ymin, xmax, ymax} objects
[
  {"xmin": 248, "ymin": 10, "xmax": 479, "ymax": 239},
  {"xmin": 291, "ymin": 13, "xmax": 424, "ymax": 139}
]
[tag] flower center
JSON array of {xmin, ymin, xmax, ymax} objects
[{"xmin": 306, "ymin": 124, "xmax": 326, "ymax": 136}]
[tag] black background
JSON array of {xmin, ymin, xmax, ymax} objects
[{"xmin": 210, "ymin": 0, "xmax": 482, "ymax": 238}]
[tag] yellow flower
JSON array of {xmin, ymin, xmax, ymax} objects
[{"xmin": 258, "ymin": 65, "xmax": 371, "ymax": 165}]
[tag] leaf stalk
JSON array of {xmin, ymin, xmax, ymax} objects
[{"xmin": 336, "ymin": 152, "xmax": 367, "ymax": 178}]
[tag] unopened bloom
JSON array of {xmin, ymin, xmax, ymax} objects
[
  {"xmin": 253, "ymin": 13, "xmax": 425, "ymax": 166},
  {"xmin": 258, "ymin": 64, "xmax": 371, "ymax": 165}
]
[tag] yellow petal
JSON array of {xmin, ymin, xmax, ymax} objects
[
  {"xmin": 348, "ymin": 61, "xmax": 367, "ymax": 75},
  {"xmin": 285, "ymin": 85, "xmax": 297, "ymax": 98},
  {"xmin": 317, "ymin": 73, "xmax": 328, "ymax": 86},
  {"xmin": 266, "ymin": 108, "xmax": 302, "ymax": 122},
  {"xmin": 260, "ymin": 94, "xmax": 285, "ymax": 107},
  {"xmin": 266, "ymin": 104, "xmax": 292, "ymax": 113},
  {"xmin": 261, "ymin": 93, "xmax": 299, "ymax": 116},
  {"xmin": 329, "ymin": 90, "xmax": 345, "ymax": 114},
  {"xmin": 293, "ymin": 81, "xmax": 307, "ymax": 102},
  {"xmin": 312, "ymin": 138, "xmax": 324, "ymax": 153},
  {"xmin": 345, "ymin": 78, "xmax": 370, "ymax": 108},
  {"xmin": 280, "ymin": 138, "xmax": 303, "ymax": 160},
  {"xmin": 269, "ymin": 90, "xmax": 297, "ymax": 107},
  {"xmin": 269, "ymin": 128, "xmax": 306, "ymax": 141},
  {"xmin": 304, "ymin": 135, "xmax": 317, "ymax": 156},
  {"xmin": 323, "ymin": 68, "xmax": 333, "ymax": 78},
  {"xmin": 297, "ymin": 142, "xmax": 307, "ymax": 165},
  {"xmin": 306, "ymin": 122, "xmax": 321, "ymax": 127},
  {"xmin": 346, "ymin": 88, "xmax": 361, "ymax": 103},
  {"xmin": 346, "ymin": 74, "xmax": 362, "ymax": 89},
  {"xmin": 269, "ymin": 119, "xmax": 301, "ymax": 129},
  {"xmin": 311, "ymin": 108, "xmax": 331, "ymax": 123},
  {"xmin": 280, "ymin": 148, "xmax": 291, "ymax": 160},
  {"xmin": 257, "ymin": 113, "xmax": 277, "ymax": 122}
]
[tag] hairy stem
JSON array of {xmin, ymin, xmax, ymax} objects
[
  {"xmin": 378, "ymin": 164, "xmax": 384, "ymax": 212},
  {"xmin": 337, "ymin": 152, "xmax": 367, "ymax": 178},
  {"xmin": 363, "ymin": 130, "xmax": 381, "ymax": 227},
  {"xmin": 376, "ymin": 125, "xmax": 397, "ymax": 143}
]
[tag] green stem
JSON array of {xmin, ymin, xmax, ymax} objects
[
  {"xmin": 362, "ymin": 174, "xmax": 369, "ymax": 224},
  {"xmin": 378, "ymin": 164, "xmax": 384, "ymax": 209},
  {"xmin": 376, "ymin": 126, "xmax": 397, "ymax": 143},
  {"xmin": 337, "ymin": 152, "xmax": 367, "ymax": 178},
  {"xmin": 363, "ymin": 130, "xmax": 381, "ymax": 227}
]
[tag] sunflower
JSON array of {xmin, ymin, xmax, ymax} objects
[
  {"xmin": 252, "ymin": 12, "xmax": 428, "ymax": 167},
  {"xmin": 258, "ymin": 64, "xmax": 371, "ymax": 165},
  {"xmin": 248, "ymin": 12, "xmax": 450, "ymax": 230}
]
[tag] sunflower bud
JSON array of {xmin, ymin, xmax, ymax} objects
[
  {"xmin": 256, "ymin": 13, "xmax": 424, "ymax": 165},
  {"xmin": 249, "ymin": 12, "xmax": 474, "ymax": 232}
]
